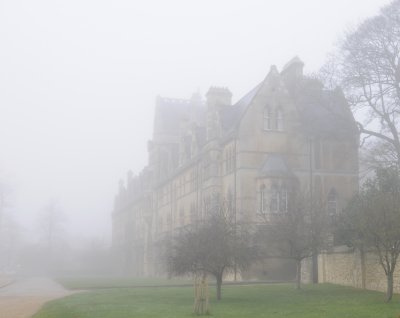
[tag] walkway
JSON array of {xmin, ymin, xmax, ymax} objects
[{"xmin": 0, "ymin": 277, "xmax": 75, "ymax": 318}]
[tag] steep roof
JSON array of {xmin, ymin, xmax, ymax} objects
[
  {"xmin": 282, "ymin": 56, "xmax": 304, "ymax": 73},
  {"xmin": 219, "ymin": 66, "xmax": 357, "ymax": 140},
  {"xmin": 219, "ymin": 82, "xmax": 262, "ymax": 133},
  {"xmin": 294, "ymin": 80, "xmax": 358, "ymax": 138}
]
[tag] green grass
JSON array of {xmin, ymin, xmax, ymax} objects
[
  {"xmin": 56, "ymin": 276, "xmax": 192, "ymax": 290},
  {"xmin": 34, "ymin": 283, "xmax": 400, "ymax": 318}
]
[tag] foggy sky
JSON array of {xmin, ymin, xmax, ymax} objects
[{"xmin": 0, "ymin": 0, "xmax": 391, "ymax": 244}]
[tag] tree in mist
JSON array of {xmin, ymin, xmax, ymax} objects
[
  {"xmin": 320, "ymin": 0, "xmax": 400, "ymax": 168},
  {"xmin": 0, "ymin": 213, "xmax": 21, "ymax": 272},
  {"xmin": 0, "ymin": 180, "xmax": 12, "ymax": 237},
  {"xmin": 18, "ymin": 200, "xmax": 70, "ymax": 274},
  {"xmin": 257, "ymin": 188, "xmax": 330, "ymax": 289},
  {"xmin": 0, "ymin": 185, "xmax": 6, "ymax": 235},
  {"xmin": 165, "ymin": 199, "xmax": 256, "ymax": 302},
  {"xmin": 338, "ymin": 167, "xmax": 400, "ymax": 302},
  {"xmin": 38, "ymin": 200, "xmax": 66, "ymax": 253},
  {"xmin": 77, "ymin": 237, "xmax": 113, "ymax": 274},
  {"xmin": 0, "ymin": 179, "xmax": 21, "ymax": 272}
]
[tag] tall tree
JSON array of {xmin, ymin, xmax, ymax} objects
[
  {"xmin": 0, "ymin": 179, "xmax": 11, "ymax": 237},
  {"xmin": 339, "ymin": 167, "xmax": 400, "ymax": 302},
  {"xmin": 320, "ymin": 0, "xmax": 400, "ymax": 167},
  {"xmin": 38, "ymin": 200, "xmax": 66, "ymax": 253}
]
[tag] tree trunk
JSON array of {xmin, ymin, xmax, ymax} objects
[
  {"xmin": 386, "ymin": 273, "xmax": 394, "ymax": 303},
  {"xmin": 193, "ymin": 272, "xmax": 209, "ymax": 315},
  {"xmin": 360, "ymin": 248, "xmax": 366, "ymax": 289},
  {"xmin": 312, "ymin": 252, "xmax": 318, "ymax": 284},
  {"xmin": 296, "ymin": 260, "xmax": 301, "ymax": 289},
  {"xmin": 216, "ymin": 274, "xmax": 223, "ymax": 301}
]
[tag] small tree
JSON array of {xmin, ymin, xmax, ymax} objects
[
  {"xmin": 258, "ymin": 189, "xmax": 329, "ymax": 289},
  {"xmin": 165, "ymin": 201, "xmax": 256, "ymax": 302},
  {"xmin": 340, "ymin": 167, "xmax": 400, "ymax": 302}
]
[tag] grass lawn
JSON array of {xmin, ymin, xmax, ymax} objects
[
  {"xmin": 33, "ymin": 283, "xmax": 400, "ymax": 318},
  {"xmin": 56, "ymin": 276, "xmax": 192, "ymax": 290}
]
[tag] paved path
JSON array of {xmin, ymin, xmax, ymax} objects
[{"xmin": 0, "ymin": 277, "xmax": 76, "ymax": 318}]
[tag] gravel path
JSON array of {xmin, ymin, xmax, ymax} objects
[{"xmin": 0, "ymin": 277, "xmax": 76, "ymax": 318}]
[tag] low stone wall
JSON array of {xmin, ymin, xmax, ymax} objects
[{"xmin": 318, "ymin": 246, "xmax": 400, "ymax": 294}]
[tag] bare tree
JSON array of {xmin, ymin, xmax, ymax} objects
[
  {"xmin": 34, "ymin": 200, "xmax": 69, "ymax": 274},
  {"xmin": 339, "ymin": 167, "xmax": 400, "ymax": 302},
  {"xmin": 257, "ymin": 189, "xmax": 330, "ymax": 289},
  {"xmin": 165, "ymin": 200, "xmax": 256, "ymax": 302},
  {"xmin": 0, "ymin": 213, "xmax": 21, "ymax": 272},
  {"xmin": 320, "ymin": 0, "xmax": 400, "ymax": 167},
  {"xmin": 0, "ymin": 179, "xmax": 21, "ymax": 273},
  {"xmin": 0, "ymin": 179, "xmax": 12, "ymax": 238},
  {"xmin": 76, "ymin": 237, "xmax": 113, "ymax": 274},
  {"xmin": 38, "ymin": 200, "xmax": 66, "ymax": 253}
]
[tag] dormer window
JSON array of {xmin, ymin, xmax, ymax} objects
[
  {"xmin": 263, "ymin": 105, "xmax": 284, "ymax": 131},
  {"xmin": 263, "ymin": 106, "xmax": 272, "ymax": 130}
]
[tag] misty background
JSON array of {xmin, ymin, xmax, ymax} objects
[{"xmin": 0, "ymin": 0, "xmax": 390, "ymax": 248}]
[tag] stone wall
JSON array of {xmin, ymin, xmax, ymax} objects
[{"xmin": 318, "ymin": 246, "xmax": 400, "ymax": 294}]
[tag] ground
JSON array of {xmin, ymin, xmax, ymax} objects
[
  {"xmin": 3, "ymin": 277, "xmax": 400, "ymax": 317},
  {"xmin": 33, "ymin": 280, "xmax": 400, "ymax": 318},
  {"xmin": 0, "ymin": 277, "xmax": 76, "ymax": 318}
]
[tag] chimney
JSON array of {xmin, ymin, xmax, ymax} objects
[
  {"xmin": 281, "ymin": 56, "xmax": 304, "ymax": 79},
  {"xmin": 206, "ymin": 86, "xmax": 232, "ymax": 108},
  {"xmin": 281, "ymin": 56, "xmax": 304, "ymax": 94}
]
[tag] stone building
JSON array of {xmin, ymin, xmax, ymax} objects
[{"xmin": 112, "ymin": 57, "xmax": 359, "ymax": 278}]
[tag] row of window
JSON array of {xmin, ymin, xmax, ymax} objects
[
  {"xmin": 157, "ymin": 203, "xmax": 197, "ymax": 232},
  {"xmin": 258, "ymin": 185, "xmax": 338, "ymax": 215},
  {"xmin": 155, "ymin": 185, "xmax": 338, "ymax": 233}
]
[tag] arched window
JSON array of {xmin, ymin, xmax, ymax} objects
[
  {"xmin": 259, "ymin": 184, "xmax": 267, "ymax": 213},
  {"xmin": 279, "ymin": 185, "xmax": 288, "ymax": 212},
  {"xmin": 190, "ymin": 203, "xmax": 196, "ymax": 223},
  {"xmin": 276, "ymin": 108, "xmax": 284, "ymax": 131},
  {"xmin": 263, "ymin": 106, "xmax": 272, "ymax": 130},
  {"xmin": 327, "ymin": 188, "xmax": 338, "ymax": 216},
  {"xmin": 270, "ymin": 184, "xmax": 279, "ymax": 213},
  {"xmin": 179, "ymin": 207, "xmax": 185, "ymax": 226},
  {"xmin": 227, "ymin": 187, "xmax": 233, "ymax": 213}
]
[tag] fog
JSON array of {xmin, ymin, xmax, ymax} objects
[{"xmin": 0, "ymin": 0, "xmax": 390, "ymax": 273}]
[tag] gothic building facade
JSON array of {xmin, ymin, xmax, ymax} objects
[{"xmin": 112, "ymin": 57, "xmax": 359, "ymax": 277}]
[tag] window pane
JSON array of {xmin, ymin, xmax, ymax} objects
[
  {"xmin": 270, "ymin": 184, "xmax": 278, "ymax": 212},
  {"xmin": 263, "ymin": 107, "xmax": 271, "ymax": 130}
]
